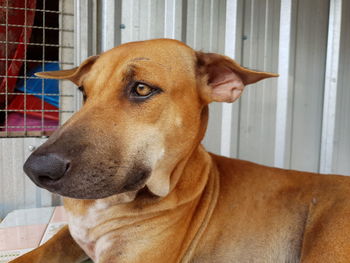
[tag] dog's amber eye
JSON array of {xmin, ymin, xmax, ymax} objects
[
  {"xmin": 129, "ymin": 82, "xmax": 161, "ymax": 101},
  {"xmin": 134, "ymin": 83, "xmax": 152, "ymax": 97}
]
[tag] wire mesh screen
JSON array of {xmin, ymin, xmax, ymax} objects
[{"xmin": 0, "ymin": 0, "xmax": 75, "ymax": 137}]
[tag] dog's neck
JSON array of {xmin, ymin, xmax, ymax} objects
[{"xmin": 64, "ymin": 145, "xmax": 219, "ymax": 262}]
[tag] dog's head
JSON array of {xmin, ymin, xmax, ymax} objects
[{"xmin": 24, "ymin": 39, "xmax": 277, "ymax": 199}]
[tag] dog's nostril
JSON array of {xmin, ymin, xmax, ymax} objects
[
  {"xmin": 65, "ymin": 162, "xmax": 71, "ymax": 173},
  {"xmin": 38, "ymin": 175, "xmax": 57, "ymax": 184},
  {"xmin": 24, "ymin": 153, "xmax": 71, "ymax": 184}
]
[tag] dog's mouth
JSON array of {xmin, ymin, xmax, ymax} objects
[
  {"xmin": 122, "ymin": 170, "xmax": 150, "ymax": 192},
  {"xmin": 60, "ymin": 172, "xmax": 148, "ymax": 199},
  {"xmin": 35, "ymin": 169, "xmax": 151, "ymax": 199},
  {"xmin": 24, "ymin": 154, "xmax": 152, "ymax": 199}
]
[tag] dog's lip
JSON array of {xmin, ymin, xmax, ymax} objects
[
  {"xmin": 121, "ymin": 170, "xmax": 150, "ymax": 191},
  {"xmin": 32, "ymin": 174, "xmax": 151, "ymax": 200}
]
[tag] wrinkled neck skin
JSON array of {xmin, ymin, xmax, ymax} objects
[{"xmin": 63, "ymin": 142, "xmax": 219, "ymax": 263}]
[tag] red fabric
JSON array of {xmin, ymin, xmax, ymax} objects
[{"xmin": 8, "ymin": 94, "xmax": 59, "ymax": 121}]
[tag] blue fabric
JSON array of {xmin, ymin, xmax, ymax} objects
[{"xmin": 16, "ymin": 63, "xmax": 59, "ymax": 108}]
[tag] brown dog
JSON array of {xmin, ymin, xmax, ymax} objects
[{"xmin": 11, "ymin": 39, "xmax": 350, "ymax": 263}]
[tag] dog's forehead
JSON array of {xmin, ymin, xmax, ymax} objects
[{"xmin": 101, "ymin": 39, "xmax": 195, "ymax": 71}]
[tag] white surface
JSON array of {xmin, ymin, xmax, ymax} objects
[
  {"xmin": 0, "ymin": 207, "xmax": 54, "ymax": 228},
  {"xmin": 0, "ymin": 248, "xmax": 34, "ymax": 263},
  {"xmin": 40, "ymin": 222, "xmax": 66, "ymax": 246}
]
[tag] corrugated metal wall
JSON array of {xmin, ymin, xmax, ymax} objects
[
  {"xmin": 235, "ymin": 0, "xmax": 280, "ymax": 166},
  {"xmin": 1, "ymin": 0, "xmax": 349, "ymax": 218}
]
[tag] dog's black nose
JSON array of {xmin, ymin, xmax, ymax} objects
[{"xmin": 24, "ymin": 153, "xmax": 70, "ymax": 185}]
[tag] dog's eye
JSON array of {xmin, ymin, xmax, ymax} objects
[
  {"xmin": 130, "ymin": 82, "xmax": 159, "ymax": 99},
  {"xmin": 134, "ymin": 83, "xmax": 152, "ymax": 96},
  {"xmin": 128, "ymin": 82, "xmax": 161, "ymax": 101}
]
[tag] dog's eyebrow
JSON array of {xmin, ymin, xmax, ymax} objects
[
  {"xmin": 129, "ymin": 57, "xmax": 150, "ymax": 62},
  {"xmin": 122, "ymin": 65, "xmax": 137, "ymax": 83}
]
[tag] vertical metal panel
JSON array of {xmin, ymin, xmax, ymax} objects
[
  {"xmin": 102, "ymin": 0, "xmax": 119, "ymax": 51},
  {"xmin": 220, "ymin": 0, "xmax": 238, "ymax": 157},
  {"xmin": 149, "ymin": 0, "xmax": 166, "ymax": 38},
  {"xmin": 139, "ymin": 0, "xmax": 153, "ymax": 40},
  {"xmin": 121, "ymin": 0, "xmax": 134, "ymax": 43},
  {"xmin": 186, "ymin": 0, "xmax": 226, "ymax": 52},
  {"xmin": 74, "ymin": 0, "xmax": 96, "ymax": 109},
  {"xmin": 239, "ymin": 0, "xmax": 280, "ymax": 166},
  {"xmin": 229, "ymin": 0, "xmax": 244, "ymax": 158},
  {"xmin": 289, "ymin": 0, "xmax": 329, "ymax": 172},
  {"xmin": 164, "ymin": 0, "xmax": 176, "ymax": 38},
  {"xmin": 122, "ymin": 0, "xmax": 182, "ymax": 42},
  {"xmin": 174, "ymin": 0, "xmax": 184, "ymax": 40},
  {"xmin": 60, "ymin": 0, "xmax": 76, "ymax": 124},
  {"xmin": 202, "ymin": 0, "xmax": 214, "ymax": 51},
  {"xmin": 280, "ymin": 0, "xmax": 298, "ymax": 170},
  {"xmin": 332, "ymin": 0, "xmax": 350, "ymax": 175},
  {"xmin": 131, "ymin": 1, "xmax": 141, "ymax": 40},
  {"xmin": 274, "ymin": 0, "xmax": 292, "ymax": 168},
  {"xmin": 185, "ymin": 0, "xmax": 201, "ymax": 49},
  {"xmin": 320, "ymin": 0, "xmax": 342, "ymax": 174}
]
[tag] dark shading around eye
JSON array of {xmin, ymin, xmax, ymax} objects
[
  {"xmin": 78, "ymin": 86, "xmax": 87, "ymax": 102},
  {"xmin": 121, "ymin": 65, "xmax": 162, "ymax": 103}
]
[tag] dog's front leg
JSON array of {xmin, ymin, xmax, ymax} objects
[{"xmin": 9, "ymin": 225, "xmax": 88, "ymax": 263}]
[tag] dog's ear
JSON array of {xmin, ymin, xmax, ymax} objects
[
  {"xmin": 196, "ymin": 52, "xmax": 278, "ymax": 103},
  {"xmin": 34, "ymin": 55, "xmax": 99, "ymax": 86}
]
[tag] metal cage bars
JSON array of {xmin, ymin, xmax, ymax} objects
[{"xmin": 0, "ymin": 0, "xmax": 75, "ymax": 137}]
